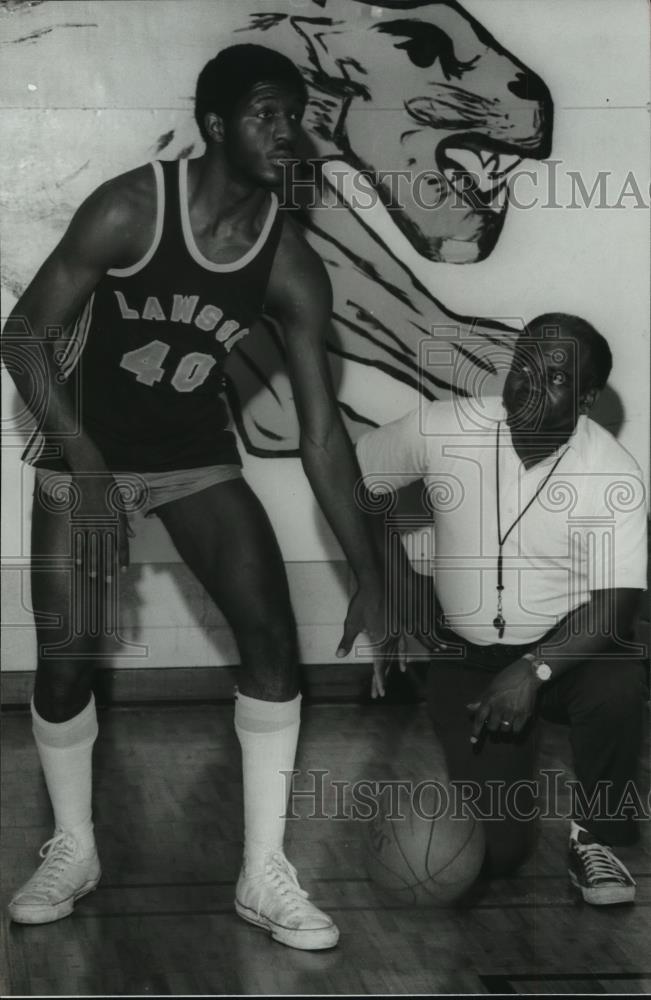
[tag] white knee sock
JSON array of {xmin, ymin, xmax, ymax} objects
[
  {"xmin": 234, "ymin": 689, "xmax": 301, "ymax": 871},
  {"xmin": 31, "ymin": 694, "xmax": 98, "ymax": 856}
]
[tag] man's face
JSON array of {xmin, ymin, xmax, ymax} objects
[
  {"xmin": 221, "ymin": 80, "xmax": 305, "ymax": 189},
  {"xmin": 502, "ymin": 332, "xmax": 593, "ymax": 439}
]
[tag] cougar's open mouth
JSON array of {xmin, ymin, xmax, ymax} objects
[{"xmin": 438, "ymin": 141, "xmax": 523, "ymax": 210}]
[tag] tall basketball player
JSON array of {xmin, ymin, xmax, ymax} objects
[{"xmin": 3, "ymin": 45, "xmax": 389, "ymax": 950}]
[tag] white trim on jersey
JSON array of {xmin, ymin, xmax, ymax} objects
[
  {"xmin": 59, "ymin": 291, "xmax": 95, "ymax": 378},
  {"xmin": 107, "ymin": 160, "xmax": 164, "ymax": 278},
  {"xmin": 22, "ymin": 292, "xmax": 96, "ymax": 465},
  {"xmin": 179, "ymin": 157, "xmax": 279, "ymax": 273},
  {"xmin": 23, "ymin": 428, "xmax": 43, "ymax": 465}
]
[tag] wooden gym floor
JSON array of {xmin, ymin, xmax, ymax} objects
[{"xmin": 1, "ymin": 697, "xmax": 649, "ymax": 996}]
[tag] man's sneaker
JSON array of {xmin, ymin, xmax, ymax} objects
[
  {"xmin": 8, "ymin": 830, "xmax": 101, "ymax": 924},
  {"xmin": 235, "ymin": 851, "xmax": 339, "ymax": 950},
  {"xmin": 568, "ymin": 828, "xmax": 636, "ymax": 905}
]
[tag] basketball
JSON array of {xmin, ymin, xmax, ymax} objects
[{"xmin": 365, "ymin": 781, "xmax": 485, "ymax": 906}]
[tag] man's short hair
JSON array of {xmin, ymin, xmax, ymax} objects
[
  {"xmin": 195, "ymin": 44, "xmax": 308, "ymax": 142},
  {"xmin": 527, "ymin": 312, "xmax": 613, "ymax": 392}
]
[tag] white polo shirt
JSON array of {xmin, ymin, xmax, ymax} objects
[{"xmin": 356, "ymin": 397, "xmax": 647, "ymax": 645}]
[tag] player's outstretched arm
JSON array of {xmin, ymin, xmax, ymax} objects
[
  {"xmin": 1, "ymin": 167, "xmax": 154, "ymax": 572},
  {"xmin": 265, "ymin": 218, "xmax": 390, "ymax": 694}
]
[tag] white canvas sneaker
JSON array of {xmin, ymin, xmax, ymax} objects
[
  {"xmin": 235, "ymin": 850, "xmax": 339, "ymax": 950},
  {"xmin": 568, "ymin": 828, "xmax": 636, "ymax": 905},
  {"xmin": 8, "ymin": 830, "xmax": 101, "ymax": 924}
]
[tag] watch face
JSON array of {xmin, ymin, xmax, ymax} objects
[{"xmin": 536, "ymin": 662, "xmax": 552, "ymax": 681}]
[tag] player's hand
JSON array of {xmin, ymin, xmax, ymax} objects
[
  {"xmin": 388, "ymin": 557, "xmax": 449, "ymax": 657},
  {"xmin": 370, "ymin": 632, "xmax": 408, "ymax": 700},
  {"xmin": 411, "ymin": 628, "xmax": 449, "ymax": 657},
  {"xmin": 467, "ymin": 658, "xmax": 541, "ymax": 744},
  {"xmin": 336, "ymin": 580, "xmax": 395, "ymax": 698},
  {"xmin": 71, "ymin": 472, "xmax": 132, "ymax": 582}
]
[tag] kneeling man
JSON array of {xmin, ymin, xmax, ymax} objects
[{"xmin": 357, "ymin": 314, "xmax": 648, "ymax": 904}]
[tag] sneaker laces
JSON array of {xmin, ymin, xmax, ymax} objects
[
  {"xmin": 574, "ymin": 840, "xmax": 635, "ymax": 886},
  {"xmin": 27, "ymin": 832, "xmax": 78, "ymax": 893},
  {"xmin": 252, "ymin": 852, "xmax": 311, "ymax": 919}
]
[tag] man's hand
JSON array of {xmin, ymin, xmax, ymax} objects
[
  {"xmin": 371, "ymin": 632, "xmax": 409, "ymax": 700},
  {"xmin": 467, "ymin": 657, "xmax": 542, "ymax": 743},
  {"xmin": 336, "ymin": 581, "xmax": 402, "ymax": 698},
  {"xmin": 71, "ymin": 473, "xmax": 132, "ymax": 581}
]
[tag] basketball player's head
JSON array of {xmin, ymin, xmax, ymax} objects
[
  {"xmin": 503, "ymin": 313, "xmax": 612, "ymax": 436},
  {"xmin": 195, "ymin": 45, "xmax": 308, "ymax": 187}
]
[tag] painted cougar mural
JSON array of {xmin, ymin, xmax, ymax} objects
[{"xmin": 225, "ymin": 0, "xmax": 553, "ymax": 454}]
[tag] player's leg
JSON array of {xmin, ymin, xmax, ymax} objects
[
  {"xmin": 540, "ymin": 656, "xmax": 647, "ymax": 904},
  {"xmin": 155, "ymin": 476, "xmax": 299, "ymax": 699},
  {"xmin": 427, "ymin": 658, "xmax": 538, "ymax": 877},
  {"xmin": 8, "ymin": 474, "xmax": 104, "ymax": 924},
  {"xmin": 155, "ymin": 477, "xmax": 338, "ymax": 949}
]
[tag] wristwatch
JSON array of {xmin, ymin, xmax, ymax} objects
[{"xmin": 523, "ymin": 652, "xmax": 552, "ymax": 682}]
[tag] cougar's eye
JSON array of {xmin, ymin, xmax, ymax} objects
[
  {"xmin": 394, "ymin": 34, "xmax": 444, "ymax": 70},
  {"xmin": 377, "ymin": 20, "xmax": 479, "ymax": 79}
]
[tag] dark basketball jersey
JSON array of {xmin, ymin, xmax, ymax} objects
[{"xmin": 24, "ymin": 158, "xmax": 283, "ymax": 472}]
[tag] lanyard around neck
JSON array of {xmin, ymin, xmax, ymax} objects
[{"xmin": 493, "ymin": 422, "xmax": 568, "ymax": 638}]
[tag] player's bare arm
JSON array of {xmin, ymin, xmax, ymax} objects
[
  {"xmin": 264, "ymin": 216, "xmax": 390, "ymax": 693},
  {"xmin": 2, "ymin": 165, "xmax": 157, "ymax": 572}
]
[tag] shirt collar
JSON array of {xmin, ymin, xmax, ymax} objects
[{"xmin": 496, "ymin": 401, "xmax": 586, "ymax": 467}]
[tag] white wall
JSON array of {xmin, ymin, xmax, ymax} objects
[{"xmin": 2, "ymin": 0, "xmax": 648, "ymax": 673}]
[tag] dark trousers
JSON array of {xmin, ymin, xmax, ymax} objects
[{"xmin": 426, "ymin": 628, "xmax": 648, "ymax": 876}]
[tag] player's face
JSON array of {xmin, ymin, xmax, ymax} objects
[
  {"xmin": 222, "ymin": 81, "xmax": 306, "ymax": 189},
  {"xmin": 502, "ymin": 332, "xmax": 592, "ymax": 439}
]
